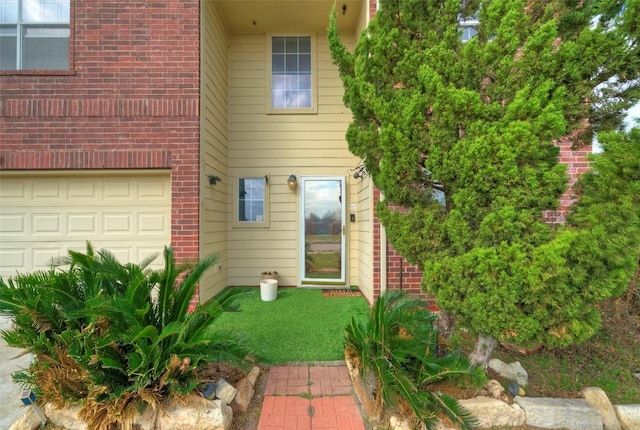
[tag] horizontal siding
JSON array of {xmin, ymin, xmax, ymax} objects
[
  {"xmin": 200, "ymin": 1, "xmax": 230, "ymax": 302},
  {"xmin": 227, "ymin": 32, "xmax": 365, "ymax": 287},
  {"xmin": 354, "ymin": 176, "xmax": 373, "ymax": 303}
]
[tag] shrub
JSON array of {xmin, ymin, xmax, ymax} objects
[
  {"xmin": 344, "ymin": 290, "xmax": 482, "ymax": 430},
  {"xmin": 0, "ymin": 243, "xmax": 251, "ymax": 429}
]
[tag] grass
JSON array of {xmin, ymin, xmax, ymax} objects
[
  {"xmin": 305, "ymin": 234, "xmax": 339, "ymax": 244},
  {"xmin": 212, "ymin": 287, "xmax": 639, "ymax": 404},
  {"xmin": 306, "ymin": 252, "xmax": 341, "ymax": 278},
  {"xmin": 456, "ymin": 298, "xmax": 640, "ymax": 404},
  {"xmin": 212, "ymin": 287, "xmax": 370, "ymax": 364}
]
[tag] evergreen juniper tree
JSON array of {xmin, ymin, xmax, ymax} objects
[{"xmin": 329, "ymin": 0, "xmax": 640, "ymax": 366}]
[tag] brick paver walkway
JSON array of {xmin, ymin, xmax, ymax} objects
[{"xmin": 257, "ymin": 364, "xmax": 366, "ymax": 430}]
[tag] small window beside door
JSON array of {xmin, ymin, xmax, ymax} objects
[{"xmin": 234, "ymin": 177, "xmax": 269, "ymax": 228}]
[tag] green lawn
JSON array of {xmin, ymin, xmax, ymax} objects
[{"xmin": 212, "ymin": 287, "xmax": 370, "ymax": 364}]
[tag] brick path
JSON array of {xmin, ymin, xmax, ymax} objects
[{"xmin": 257, "ymin": 364, "xmax": 366, "ymax": 430}]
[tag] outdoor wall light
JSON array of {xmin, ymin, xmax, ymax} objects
[
  {"xmin": 287, "ymin": 174, "xmax": 297, "ymax": 190},
  {"xmin": 351, "ymin": 164, "xmax": 368, "ymax": 180},
  {"xmin": 208, "ymin": 175, "xmax": 222, "ymax": 185}
]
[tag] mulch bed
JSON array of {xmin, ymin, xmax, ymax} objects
[{"xmin": 321, "ymin": 289, "xmax": 362, "ymax": 297}]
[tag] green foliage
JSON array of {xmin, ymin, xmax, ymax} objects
[
  {"xmin": 0, "ymin": 243, "xmax": 251, "ymax": 429},
  {"xmin": 568, "ymin": 127, "xmax": 640, "ymax": 301},
  {"xmin": 213, "ymin": 288, "xmax": 369, "ymax": 363},
  {"xmin": 345, "ymin": 291, "xmax": 482, "ymax": 429},
  {"xmin": 329, "ymin": 1, "xmax": 640, "ymax": 350}
]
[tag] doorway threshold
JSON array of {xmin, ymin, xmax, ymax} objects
[{"xmin": 298, "ymin": 284, "xmax": 347, "ymax": 289}]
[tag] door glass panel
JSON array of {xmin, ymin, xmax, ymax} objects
[{"xmin": 302, "ymin": 178, "xmax": 344, "ymax": 281}]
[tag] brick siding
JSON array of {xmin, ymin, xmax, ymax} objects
[{"xmin": 0, "ymin": 2, "xmax": 201, "ymax": 289}]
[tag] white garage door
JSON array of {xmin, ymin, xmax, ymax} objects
[{"xmin": 0, "ymin": 171, "xmax": 171, "ymax": 278}]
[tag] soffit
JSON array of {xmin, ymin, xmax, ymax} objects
[{"xmin": 214, "ymin": 0, "xmax": 364, "ymax": 34}]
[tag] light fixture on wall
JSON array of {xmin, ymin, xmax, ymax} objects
[
  {"xmin": 351, "ymin": 163, "xmax": 368, "ymax": 180},
  {"xmin": 208, "ymin": 175, "xmax": 222, "ymax": 185},
  {"xmin": 287, "ymin": 174, "xmax": 297, "ymax": 190}
]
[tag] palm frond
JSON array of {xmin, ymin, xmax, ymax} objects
[
  {"xmin": 346, "ymin": 290, "xmax": 480, "ymax": 428},
  {"xmin": 1, "ymin": 242, "xmax": 250, "ymax": 424}
]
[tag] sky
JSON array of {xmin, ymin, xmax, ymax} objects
[{"xmin": 626, "ymin": 103, "xmax": 640, "ymax": 130}]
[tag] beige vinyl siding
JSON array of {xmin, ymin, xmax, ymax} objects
[
  {"xmin": 352, "ymin": 175, "xmax": 374, "ymax": 303},
  {"xmin": 227, "ymin": 32, "xmax": 365, "ymax": 287},
  {"xmin": 356, "ymin": 0, "xmax": 369, "ymax": 36},
  {"xmin": 200, "ymin": 1, "xmax": 230, "ymax": 302}
]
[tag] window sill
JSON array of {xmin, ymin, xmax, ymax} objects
[
  {"xmin": 267, "ymin": 107, "xmax": 318, "ymax": 115},
  {"xmin": 0, "ymin": 70, "xmax": 76, "ymax": 77}
]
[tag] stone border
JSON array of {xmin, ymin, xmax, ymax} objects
[
  {"xmin": 10, "ymin": 366, "xmax": 261, "ymax": 430},
  {"xmin": 345, "ymin": 355, "xmax": 640, "ymax": 430}
]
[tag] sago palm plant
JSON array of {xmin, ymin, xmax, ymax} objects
[
  {"xmin": 0, "ymin": 243, "xmax": 251, "ymax": 429},
  {"xmin": 345, "ymin": 291, "xmax": 480, "ymax": 429}
]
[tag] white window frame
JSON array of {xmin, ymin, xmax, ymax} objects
[
  {"xmin": 266, "ymin": 33, "xmax": 317, "ymax": 114},
  {"xmin": 0, "ymin": 0, "xmax": 70, "ymax": 71},
  {"xmin": 232, "ymin": 175, "xmax": 270, "ymax": 228},
  {"xmin": 459, "ymin": 18, "xmax": 479, "ymax": 42}
]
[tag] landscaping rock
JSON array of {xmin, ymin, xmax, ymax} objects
[
  {"xmin": 246, "ymin": 365, "xmax": 261, "ymax": 387},
  {"xmin": 480, "ymin": 379, "xmax": 510, "ymax": 403},
  {"xmin": 581, "ymin": 387, "xmax": 621, "ymax": 430},
  {"xmin": 9, "ymin": 408, "xmax": 42, "ymax": 430},
  {"xmin": 215, "ymin": 378, "xmax": 238, "ymax": 404},
  {"xmin": 615, "ymin": 404, "xmax": 640, "ymax": 430},
  {"xmin": 488, "ymin": 359, "xmax": 528, "ymax": 386},
  {"xmin": 157, "ymin": 395, "xmax": 232, "ymax": 430},
  {"xmin": 43, "ymin": 394, "xmax": 233, "ymax": 430},
  {"xmin": 389, "ymin": 415, "xmax": 458, "ymax": 430},
  {"xmin": 44, "ymin": 403, "xmax": 87, "ymax": 430},
  {"xmin": 459, "ymin": 396, "xmax": 525, "ymax": 428},
  {"xmin": 514, "ymin": 396, "xmax": 603, "ymax": 430},
  {"xmin": 345, "ymin": 354, "xmax": 383, "ymax": 424},
  {"xmin": 230, "ymin": 377, "xmax": 255, "ymax": 414},
  {"xmin": 389, "ymin": 415, "xmax": 414, "ymax": 430}
]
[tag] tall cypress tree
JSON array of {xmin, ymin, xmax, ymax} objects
[{"xmin": 329, "ymin": 0, "xmax": 640, "ymax": 366}]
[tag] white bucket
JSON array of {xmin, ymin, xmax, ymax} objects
[{"xmin": 260, "ymin": 279, "xmax": 278, "ymax": 302}]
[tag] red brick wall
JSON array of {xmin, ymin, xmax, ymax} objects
[
  {"xmin": 543, "ymin": 137, "xmax": 592, "ymax": 224},
  {"xmin": 0, "ymin": 2, "xmax": 201, "ymax": 273}
]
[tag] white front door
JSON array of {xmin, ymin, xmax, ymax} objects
[{"xmin": 299, "ymin": 176, "xmax": 346, "ymax": 284}]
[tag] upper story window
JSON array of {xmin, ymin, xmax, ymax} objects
[
  {"xmin": 459, "ymin": 19, "xmax": 479, "ymax": 42},
  {"xmin": 0, "ymin": 0, "xmax": 70, "ymax": 71},
  {"xmin": 268, "ymin": 34, "xmax": 317, "ymax": 114}
]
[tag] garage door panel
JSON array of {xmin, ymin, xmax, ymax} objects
[
  {"xmin": 0, "ymin": 181, "xmax": 25, "ymax": 198},
  {"xmin": 0, "ymin": 249, "xmax": 26, "ymax": 273},
  {"xmin": 138, "ymin": 247, "xmax": 164, "ymax": 265},
  {"xmin": 67, "ymin": 181, "xmax": 97, "ymax": 199},
  {"xmin": 138, "ymin": 180, "xmax": 169, "ymax": 200},
  {"xmin": 104, "ymin": 180, "xmax": 134, "ymax": 200},
  {"xmin": 67, "ymin": 214, "xmax": 97, "ymax": 235},
  {"xmin": 138, "ymin": 213, "xmax": 167, "ymax": 233},
  {"xmin": 33, "ymin": 182, "xmax": 64, "ymax": 199},
  {"xmin": 103, "ymin": 213, "xmax": 132, "ymax": 234},
  {"xmin": 33, "ymin": 248, "xmax": 65, "ymax": 271},
  {"xmin": 32, "ymin": 214, "xmax": 63, "ymax": 235},
  {"xmin": 0, "ymin": 173, "xmax": 171, "ymax": 277},
  {"xmin": 0, "ymin": 214, "xmax": 26, "ymax": 235}
]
